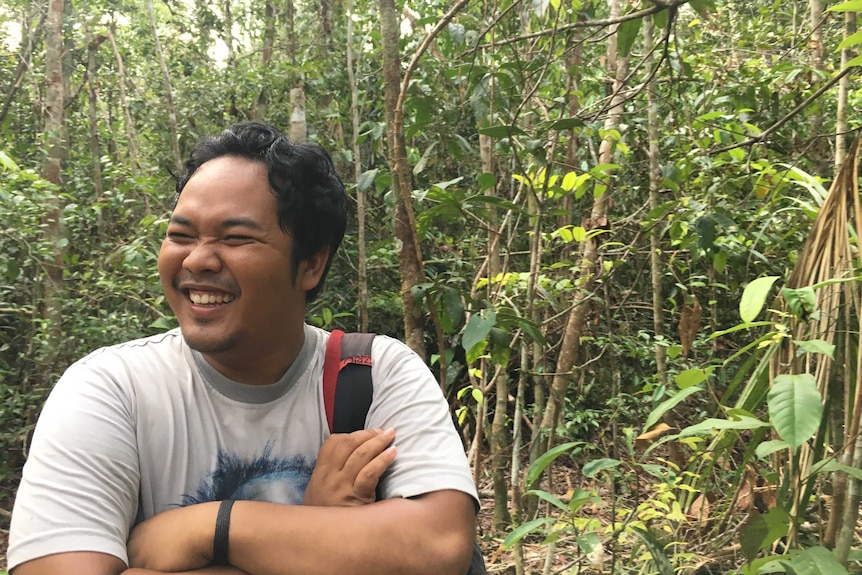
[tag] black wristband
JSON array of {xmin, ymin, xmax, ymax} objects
[{"xmin": 213, "ymin": 499, "xmax": 235, "ymax": 565}]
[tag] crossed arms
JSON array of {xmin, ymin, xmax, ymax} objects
[{"xmin": 12, "ymin": 429, "xmax": 476, "ymax": 575}]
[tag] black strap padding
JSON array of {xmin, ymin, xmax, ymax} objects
[{"xmin": 332, "ymin": 362, "xmax": 374, "ymax": 434}]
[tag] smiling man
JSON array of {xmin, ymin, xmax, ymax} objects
[{"xmin": 9, "ymin": 122, "xmax": 478, "ymax": 575}]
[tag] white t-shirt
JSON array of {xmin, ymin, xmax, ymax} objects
[{"xmin": 8, "ymin": 324, "xmax": 478, "ymax": 569}]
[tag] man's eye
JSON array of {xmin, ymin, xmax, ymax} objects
[
  {"xmin": 224, "ymin": 235, "xmax": 254, "ymax": 244},
  {"xmin": 167, "ymin": 232, "xmax": 193, "ymax": 241}
]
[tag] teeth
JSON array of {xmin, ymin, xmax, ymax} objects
[{"xmin": 189, "ymin": 291, "xmax": 235, "ymax": 305}]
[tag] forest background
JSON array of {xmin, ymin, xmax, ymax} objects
[{"xmin": 2, "ymin": 0, "xmax": 862, "ymax": 572}]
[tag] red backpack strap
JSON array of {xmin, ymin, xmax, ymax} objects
[{"xmin": 323, "ymin": 331, "xmax": 376, "ymax": 434}]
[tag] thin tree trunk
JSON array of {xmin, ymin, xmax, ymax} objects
[
  {"xmin": 346, "ymin": 0, "xmax": 368, "ymax": 332},
  {"xmin": 223, "ymin": 0, "xmax": 235, "ymax": 64},
  {"xmin": 254, "ymin": 0, "xmax": 276, "ymax": 121},
  {"xmin": 835, "ymin": 12, "xmax": 855, "ymax": 168},
  {"xmin": 379, "ymin": 0, "xmax": 426, "ymax": 356},
  {"xmin": 644, "ymin": 17, "xmax": 666, "ymax": 383},
  {"xmin": 87, "ymin": 33, "xmax": 105, "ymax": 202},
  {"xmin": 107, "ymin": 27, "xmax": 140, "ymax": 170},
  {"xmin": 289, "ymin": 88, "xmax": 307, "ymax": 143},
  {"xmin": 0, "ymin": 11, "xmax": 46, "ymax": 127},
  {"xmin": 537, "ymin": 0, "xmax": 627, "ymax": 453},
  {"xmin": 146, "ymin": 0, "xmax": 182, "ymax": 171},
  {"xmin": 42, "ymin": 0, "xmax": 66, "ymax": 354},
  {"xmin": 808, "ymin": 0, "xmax": 828, "ymax": 175}
]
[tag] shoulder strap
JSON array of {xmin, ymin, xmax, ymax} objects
[{"xmin": 323, "ymin": 330, "xmax": 375, "ymax": 434}]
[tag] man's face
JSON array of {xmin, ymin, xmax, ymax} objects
[{"xmin": 158, "ymin": 156, "xmax": 322, "ymax": 366}]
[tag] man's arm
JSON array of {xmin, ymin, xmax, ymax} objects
[
  {"xmin": 126, "ymin": 490, "xmax": 475, "ymax": 575},
  {"xmin": 11, "ymin": 552, "xmax": 248, "ymax": 575}
]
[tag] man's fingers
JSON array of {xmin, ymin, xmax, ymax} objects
[
  {"xmin": 353, "ymin": 445, "xmax": 397, "ymax": 497},
  {"xmin": 320, "ymin": 429, "xmax": 384, "ymax": 470},
  {"xmin": 341, "ymin": 428, "xmax": 395, "ymax": 476}
]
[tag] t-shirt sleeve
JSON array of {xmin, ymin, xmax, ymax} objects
[
  {"xmin": 367, "ymin": 337, "xmax": 478, "ymax": 504},
  {"xmin": 8, "ymin": 354, "xmax": 140, "ymax": 570}
]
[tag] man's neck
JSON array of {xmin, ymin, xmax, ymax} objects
[{"xmin": 203, "ymin": 330, "xmax": 307, "ymax": 385}]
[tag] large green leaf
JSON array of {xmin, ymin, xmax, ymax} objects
[
  {"xmin": 643, "ymin": 385, "xmax": 703, "ymax": 431},
  {"xmin": 526, "ymin": 441, "xmax": 583, "ymax": 485},
  {"xmin": 679, "ymin": 414, "xmax": 769, "ymax": 437},
  {"xmin": 582, "ymin": 458, "xmax": 621, "ymax": 478},
  {"xmin": 740, "ymin": 276, "xmax": 780, "ymax": 322},
  {"xmin": 503, "ymin": 517, "xmax": 554, "ymax": 548},
  {"xmin": 768, "ymin": 374, "xmax": 822, "ymax": 449},
  {"xmin": 617, "ymin": 16, "xmax": 642, "ymax": 58},
  {"xmin": 740, "ymin": 507, "xmax": 790, "ymax": 561},
  {"xmin": 462, "ymin": 310, "xmax": 496, "ymax": 363},
  {"xmin": 630, "ymin": 527, "xmax": 674, "ymax": 575},
  {"xmin": 779, "ymin": 546, "xmax": 850, "ymax": 575},
  {"xmin": 828, "ymin": 0, "xmax": 862, "ymax": 12}
]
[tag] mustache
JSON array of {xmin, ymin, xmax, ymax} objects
[{"xmin": 173, "ymin": 275, "xmax": 240, "ymax": 293}]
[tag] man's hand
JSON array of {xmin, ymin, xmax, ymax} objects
[
  {"xmin": 127, "ymin": 502, "xmax": 218, "ymax": 572},
  {"xmin": 303, "ymin": 428, "xmax": 396, "ymax": 507}
]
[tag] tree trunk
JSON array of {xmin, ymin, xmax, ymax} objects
[
  {"xmin": 146, "ymin": 0, "xmax": 182, "ymax": 171},
  {"xmin": 253, "ymin": 0, "xmax": 276, "ymax": 121},
  {"xmin": 289, "ymin": 88, "xmax": 307, "ymax": 143},
  {"xmin": 346, "ymin": 0, "xmax": 368, "ymax": 332},
  {"xmin": 379, "ymin": 0, "xmax": 426, "ymax": 357},
  {"xmin": 42, "ymin": 0, "xmax": 66, "ymax": 354},
  {"xmin": 644, "ymin": 16, "xmax": 666, "ymax": 383},
  {"xmin": 536, "ymin": 0, "xmax": 627, "ymax": 453},
  {"xmin": 835, "ymin": 11, "xmax": 855, "ymax": 168},
  {"xmin": 808, "ymin": 0, "xmax": 828, "ymax": 175},
  {"xmin": 87, "ymin": 33, "xmax": 105, "ymax": 202},
  {"xmin": 107, "ymin": 27, "xmax": 140, "ymax": 171},
  {"xmin": 0, "ymin": 11, "xmax": 46, "ymax": 127}
]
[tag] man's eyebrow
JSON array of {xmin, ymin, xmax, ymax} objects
[{"xmin": 167, "ymin": 215, "xmax": 265, "ymax": 231}]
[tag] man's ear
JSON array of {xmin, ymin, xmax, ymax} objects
[{"xmin": 297, "ymin": 247, "xmax": 331, "ymax": 292}]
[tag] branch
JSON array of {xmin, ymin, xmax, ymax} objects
[
  {"xmin": 477, "ymin": 0, "xmax": 692, "ymax": 49},
  {"xmin": 711, "ymin": 66, "xmax": 855, "ymax": 154}
]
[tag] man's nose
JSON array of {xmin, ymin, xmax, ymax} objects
[{"xmin": 182, "ymin": 240, "xmax": 223, "ymax": 273}]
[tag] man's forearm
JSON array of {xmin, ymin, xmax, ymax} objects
[
  {"xmin": 123, "ymin": 567, "xmax": 248, "ymax": 575},
  {"xmin": 228, "ymin": 491, "xmax": 475, "ymax": 575}
]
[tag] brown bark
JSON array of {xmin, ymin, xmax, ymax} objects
[
  {"xmin": 379, "ymin": 0, "xmax": 426, "ymax": 357},
  {"xmin": 253, "ymin": 0, "xmax": 276, "ymax": 121},
  {"xmin": 146, "ymin": 0, "xmax": 182, "ymax": 171},
  {"xmin": 0, "ymin": 11, "xmax": 46, "ymax": 127},
  {"xmin": 289, "ymin": 88, "xmax": 307, "ymax": 143},
  {"xmin": 346, "ymin": 0, "xmax": 368, "ymax": 332},
  {"xmin": 536, "ymin": 0, "xmax": 628, "ymax": 453},
  {"xmin": 107, "ymin": 28, "xmax": 140, "ymax": 170},
  {"xmin": 42, "ymin": 0, "xmax": 66, "ymax": 344},
  {"xmin": 87, "ymin": 33, "xmax": 105, "ymax": 201},
  {"xmin": 644, "ymin": 17, "xmax": 666, "ymax": 383},
  {"xmin": 808, "ymin": 0, "xmax": 829, "ymax": 175},
  {"xmin": 835, "ymin": 12, "xmax": 856, "ymax": 169}
]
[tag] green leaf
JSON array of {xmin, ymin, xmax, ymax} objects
[
  {"xmin": 756, "ymin": 439, "xmax": 791, "ymax": 459},
  {"xmin": 779, "ymin": 546, "xmax": 850, "ymax": 575},
  {"xmin": 0, "ymin": 150, "xmax": 19, "ymax": 171},
  {"xmin": 768, "ymin": 374, "xmax": 822, "ymax": 449},
  {"xmin": 548, "ymin": 117, "xmax": 585, "ymax": 131},
  {"xmin": 617, "ymin": 16, "xmax": 642, "ymax": 58},
  {"xmin": 690, "ymin": 0, "xmax": 716, "ymax": 18},
  {"xmin": 782, "ymin": 286, "xmax": 816, "ymax": 320},
  {"xmin": 489, "ymin": 327, "xmax": 510, "ymax": 366},
  {"xmin": 582, "ymin": 458, "xmax": 621, "ymax": 478},
  {"xmin": 811, "ymin": 459, "xmax": 862, "ymax": 481},
  {"xmin": 644, "ymin": 386, "xmax": 702, "ymax": 431},
  {"xmin": 846, "ymin": 54, "xmax": 862, "ymax": 67},
  {"xmin": 836, "ymin": 29, "xmax": 862, "ymax": 50},
  {"xmin": 740, "ymin": 507, "xmax": 790, "ymax": 561},
  {"xmin": 441, "ymin": 287, "xmax": 465, "ymax": 332},
  {"xmin": 526, "ymin": 441, "xmax": 583, "ymax": 485},
  {"xmin": 519, "ymin": 318, "xmax": 546, "ymax": 345},
  {"xmin": 357, "ymin": 168, "xmax": 378, "ymax": 192},
  {"xmin": 739, "ymin": 276, "xmax": 780, "ymax": 322},
  {"xmin": 828, "ymin": 0, "xmax": 862, "ymax": 12},
  {"xmin": 675, "ymin": 368, "xmax": 709, "ymax": 389},
  {"xmin": 478, "ymin": 125, "xmax": 525, "ymax": 138},
  {"xmin": 525, "ymin": 489, "xmax": 569, "ymax": 512},
  {"xmin": 503, "ymin": 517, "xmax": 555, "ymax": 548},
  {"xmin": 630, "ymin": 527, "xmax": 674, "ymax": 575},
  {"xmin": 462, "ymin": 310, "xmax": 496, "ymax": 363},
  {"xmin": 794, "ymin": 339, "xmax": 835, "ymax": 359},
  {"xmin": 477, "ymin": 172, "xmax": 496, "ymax": 191},
  {"xmin": 576, "ymin": 532, "xmax": 601, "ymax": 555},
  {"xmin": 679, "ymin": 414, "xmax": 769, "ymax": 437}
]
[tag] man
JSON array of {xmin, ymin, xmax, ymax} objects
[{"xmin": 9, "ymin": 122, "xmax": 478, "ymax": 575}]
